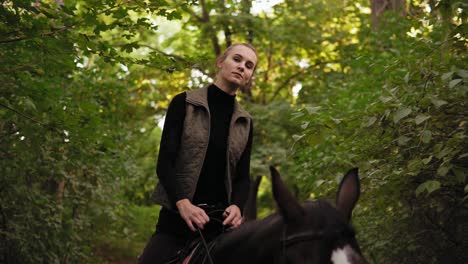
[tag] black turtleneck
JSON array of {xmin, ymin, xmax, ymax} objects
[
  {"xmin": 193, "ymin": 84, "xmax": 235, "ymax": 205},
  {"xmin": 156, "ymin": 84, "xmax": 253, "ymax": 219}
]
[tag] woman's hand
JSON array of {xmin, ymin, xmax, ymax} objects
[
  {"xmin": 222, "ymin": 204, "xmax": 243, "ymax": 229},
  {"xmin": 176, "ymin": 199, "xmax": 210, "ymax": 232}
]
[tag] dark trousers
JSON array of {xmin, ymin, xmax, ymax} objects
[
  {"xmin": 138, "ymin": 231, "xmax": 191, "ymax": 264},
  {"xmin": 138, "ymin": 206, "xmax": 225, "ymax": 264}
]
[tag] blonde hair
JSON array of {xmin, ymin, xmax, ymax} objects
[{"xmin": 215, "ymin": 43, "xmax": 258, "ymax": 91}]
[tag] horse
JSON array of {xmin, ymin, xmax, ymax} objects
[
  {"xmin": 242, "ymin": 175, "xmax": 263, "ymax": 222},
  {"xmin": 188, "ymin": 166, "xmax": 367, "ymax": 264}
]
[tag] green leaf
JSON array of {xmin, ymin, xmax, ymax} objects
[
  {"xmin": 301, "ymin": 121, "xmax": 309, "ymax": 129},
  {"xmin": 437, "ymin": 164, "xmax": 451, "ymax": 176},
  {"xmin": 404, "ymin": 72, "xmax": 410, "ymax": 83},
  {"xmin": 452, "ymin": 167, "xmax": 465, "ymax": 183},
  {"xmin": 306, "ymin": 106, "xmax": 321, "ymax": 114},
  {"xmin": 430, "ymin": 97, "xmax": 448, "ymax": 108},
  {"xmin": 407, "ymin": 158, "xmax": 423, "ymax": 172},
  {"xmin": 113, "ymin": 7, "xmax": 128, "ymax": 19},
  {"xmin": 393, "ymin": 107, "xmax": 412, "ymax": 124},
  {"xmin": 421, "ymin": 130, "xmax": 432, "ymax": 144},
  {"xmin": 291, "ymin": 112, "xmax": 304, "ymax": 120},
  {"xmin": 398, "ymin": 136, "xmax": 411, "ymax": 145},
  {"xmin": 414, "ymin": 114, "xmax": 430, "ymax": 125},
  {"xmin": 456, "ymin": 69, "xmax": 468, "ymax": 78},
  {"xmin": 167, "ymin": 10, "xmax": 182, "ymax": 20},
  {"xmin": 292, "ymin": 134, "xmax": 305, "ymax": 142},
  {"xmin": 315, "ymin": 179, "xmax": 325, "ymax": 187},
  {"xmin": 449, "ymin": 79, "xmax": 462, "ymax": 89},
  {"xmin": 137, "ymin": 17, "xmax": 150, "ymax": 26},
  {"xmin": 24, "ymin": 97, "xmax": 37, "ymax": 111},
  {"xmin": 415, "ymin": 184, "xmax": 425, "ymax": 196},
  {"xmin": 379, "ymin": 96, "xmax": 393, "ymax": 103},
  {"xmin": 331, "ymin": 118, "xmax": 342, "ymax": 124},
  {"xmin": 465, "ymin": 185, "xmax": 468, "ymax": 193},
  {"xmin": 41, "ymin": 9, "xmax": 58, "ymax": 19},
  {"xmin": 422, "ymin": 155, "xmax": 432, "ymax": 164},
  {"xmin": 435, "ymin": 146, "xmax": 452, "ymax": 159},
  {"xmin": 441, "ymin": 71, "xmax": 453, "ymax": 81},
  {"xmin": 416, "ymin": 180, "xmax": 441, "ymax": 196},
  {"xmin": 362, "ymin": 116, "xmax": 377, "ymax": 127}
]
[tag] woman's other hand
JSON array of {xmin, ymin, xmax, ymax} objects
[
  {"xmin": 176, "ymin": 199, "xmax": 210, "ymax": 232},
  {"xmin": 222, "ymin": 204, "xmax": 242, "ymax": 229}
]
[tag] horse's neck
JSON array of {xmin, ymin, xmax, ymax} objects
[{"xmin": 213, "ymin": 215, "xmax": 284, "ymax": 262}]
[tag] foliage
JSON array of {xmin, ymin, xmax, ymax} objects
[
  {"xmin": 288, "ymin": 2, "xmax": 467, "ymax": 263},
  {"xmin": 1, "ymin": 0, "xmax": 466, "ymax": 263},
  {"xmin": 94, "ymin": 205, "xmax": 160, "ymax": 262},
  {"xmin": 0, "ymin": 0, "xmax": 173, "ymax": 262}
]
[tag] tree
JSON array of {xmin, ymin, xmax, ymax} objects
[
  {"xmin": 1, "ymin": 0, "xmax": 466, "ymax": 262},
  {"xmin": 371, "ymin": 0, "xmax": 406, "ymax": 29}
]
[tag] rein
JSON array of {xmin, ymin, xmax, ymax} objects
[
  {"xmin": 190, "ymin": 205, "xmax": 227, "ymax": 264},
  {"xmin": 196, "ymin": 227, "xmax": 215, "ymax": 264}
]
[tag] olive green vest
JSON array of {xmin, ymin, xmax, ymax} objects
[{"xmin": 152, "ymin": 86, "xmax": 252, "ymax": 210}]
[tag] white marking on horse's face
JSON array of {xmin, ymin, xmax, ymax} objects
[
  {"xmin": 331, "ymin": 244, "xmax": 366, "ymax": 264},
  {"xmin": 331, "ymin": 247, "xmax": 351, "ymax": 264}
]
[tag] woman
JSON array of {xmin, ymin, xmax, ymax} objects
[{"xmin": 139, "ymin": 43, "xmax": 258, "ymax": 263}]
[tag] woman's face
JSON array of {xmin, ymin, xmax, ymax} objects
[{"xmin": 217, "ymin": 45, "xmax": 258, "ymax": 88}]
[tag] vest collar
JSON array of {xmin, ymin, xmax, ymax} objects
[{"xmin": 186, "ymin": 85, "xmax": 252, "ymax": 120}]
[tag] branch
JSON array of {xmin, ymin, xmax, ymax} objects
[
  {"xmin": 268, "ymin": 60, "xmax": 338, "ymax": 102},
  {"xmin": 137, "ymin": 44, "xmax": 186, "ymax": 61},
  {"xmin": 200, "ymin": 0, "xmax": 210, "ymax": 22},
  {"xmin": 242, "ymin": 0, "xmax": 254, "ymax": 43},
  {"xmin": 376, "ymin": 0, "xmax": 391, "ymax": 16},
  {"xmin": 0, "ymin": 102, "xmax": 65, "ymax": 137},
  {"xmin": 0, "ymin": 103, "xmax": 45, "ymax": 126},
  {"xmin": 136, "ymin": 44, "xmax": 211, "ymax": 76},
  {"xmin": 0, "ymin": 26, "xmax": 70, "ymax": 44},
  {"xmin": 269, "ymin": 69, "xmax": 305, "ymax": 102},
  {"xmin": 200, "ymin": 0, "xmax": 221, "ymax": 56},
  {"xmin": 261, "ymin": 42, "xmax": 273, "ymax": 104},
  {"xmin": 172, "ymin": 0, "xmax": 203, "ymax": 22},
  {"xmin": 0, "ymin": 1, "xmax": 130, "ymax": 44},
  {"xmin": 218, "ymin": 0, "xmax": 232, "ymax": 47}
]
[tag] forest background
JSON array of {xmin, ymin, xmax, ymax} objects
[{"xmin": 1, "ymin": 0, "xmax": 466, "ymax": 263}]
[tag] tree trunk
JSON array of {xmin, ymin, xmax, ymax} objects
[
  {"xmin": 200, "ymin": 0, "xmax": 221, "ymax": 56},
  {"xmin": 57, "ymin": 180, "xmax": 65, "ymax": 203},
  {"xmin": 370, "ymin": 0, "xmax": 407, "ymax": 30},
  {"xmin": 242, "ymin": 0, "xmax": 254, "ymax": 44}
]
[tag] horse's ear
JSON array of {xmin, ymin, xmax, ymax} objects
[
  {"xmin": 270, "ymin": 166, "xmax": 303, "ymax": 222},
  {"xmin": 336, "ymin": 168, "xmax": 360, "ymax": 221},
  {"xmin": 243, "ymin": 175, "xmax": 262, "ymax": 222}
]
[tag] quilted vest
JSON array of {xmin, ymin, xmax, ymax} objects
[{"xmin": 152, "ymin": 86, "xmax": 252, "ymax": 210}]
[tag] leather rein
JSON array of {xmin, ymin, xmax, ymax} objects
[{"xmin": 190, "ymin": 205, "xmax": 227, "ymax": 264}]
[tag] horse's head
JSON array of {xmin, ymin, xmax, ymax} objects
[{"xmin": 270, "ymin": 166, "xmax": 367, "ymax": 264}]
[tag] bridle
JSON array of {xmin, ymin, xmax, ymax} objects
[
  {"xmin": 279, "ymin": 224, "xmax": 356, "ymax": 263},
  {"xmin": 280, "ymin": 225, "xmax": 325, "ymax": 263},
  {"xmin": 282, "ymin": 229, "xmax": 327, "ymax": 247}
]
